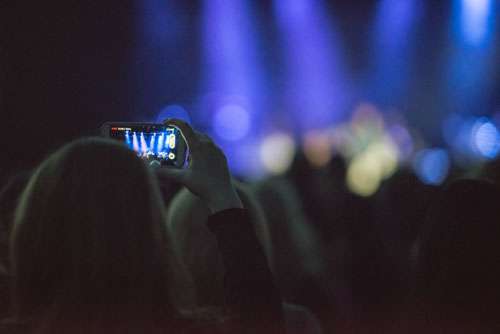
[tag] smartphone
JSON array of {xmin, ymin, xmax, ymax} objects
[{"xmin": 100, "ymin": 122, "xmax": 188, "ymax": 168}]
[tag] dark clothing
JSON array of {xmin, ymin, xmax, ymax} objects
[
  {"xmin": 0, "ymin": 208, "xmax": 285, "ymax": 333},
  {"xmin": 410, "ymin": 179, "xmax": 500, "ymax": 332},
  {"xmin": 207, "ymin": 208, "xmax": 286, "ymax": 334}
]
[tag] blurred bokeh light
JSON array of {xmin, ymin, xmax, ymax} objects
[
  {"xmin": 213, "ymin": 104, "xmax": 251, "ymax": 141},
  {"xmin": 259, "ymin": 132, "xmax": 296, "ymax": 175},
  {"xmin": 471, "ymin": 118, "xmax": 500, "ymax": 159},
  {"xmin": 413, "ymin": 149, "xmax": 451, "ymax": 185}
]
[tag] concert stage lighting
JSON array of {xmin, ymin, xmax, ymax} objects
[
  {"xmin": 157, "ymin": 133, "xmax": 164, "ymax": 152},
  {"xmin": 413, "ymin": 149, "xmax": 450, "ymax": 185},
  {"xmin": 213, "ymin": 104, "xmax": 250, "ymax": 141},
  {"xmin": 132, "ymin": 133, "xmax": 139, "ymax": 153},
  {"xmin": 472, "ymin": 118, "xmax": 500, "ymax": 159},
  {"xmin": 371, "ymin": 0, "xmax": 418, "ymax": 102},
  {"xmin": 125, "ymin": 131, "xmax": 131, "ymax": 146},
  {"xmin": 273, "ymin": 0, "xmax": 347, "ymax": 131},
  {"xmin": 259, "ymin": 132, "xmax": 296, "ymax": 175},
  {"xmin": 149, "ymin": 133, "xmax": 156, "ymax": 152},
  {"xmin": 200, "ymin": 0, "xmax": 265, "ymax": 176},
  {"xmin": 460, "ymin": 0, "xmax": 493, "ymax": 46},
  {"xmin": 140, "ymin": 133, "xmax": 148, "ymax": 153}
]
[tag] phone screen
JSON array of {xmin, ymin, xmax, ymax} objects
[{"xmin": 104, "ymin": 123, "xmax": 187, "ymax": 167}]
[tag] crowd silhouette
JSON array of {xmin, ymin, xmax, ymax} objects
[
  {"xmin": 0, "ymin": 117, "xmax": 499, "ymax": 333},
  {"xmin": 2, "ymin": 1, "xmax": 500, "ymax": 332}
]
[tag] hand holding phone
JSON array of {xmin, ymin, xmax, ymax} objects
[
  {"xmin": 157, "ymin": 119, "xmax": 243, "ymax": 213},
  {"xmin": 100, "ymin": 122, "xmax": 188, "ymax": 168}
]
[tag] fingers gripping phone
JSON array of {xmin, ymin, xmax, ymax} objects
[{"xmin": 100, "ymin": 122, "xmax": 188, "ymax": 168}]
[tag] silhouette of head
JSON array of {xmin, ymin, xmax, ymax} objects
[{"xmin": 11, "ymin": 137, "xmax": 186, "ymax": 330}]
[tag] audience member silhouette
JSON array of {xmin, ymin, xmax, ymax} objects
[
  {"xmin": 0, "ymin": 171, "xmax": 31, "ymax": 320},
  {"xmin": 410, "ymin": 179, "xmax": 500, "ymax": 332},
  {"xmin": 0, "ymin": 171, "xmax": 31, "ymax": 269},
  {"xmin": 167, "ymin": 183, "xmax": 322, "ymax": 334},
  {"xmin": 4, "ymin": 120, "xmax": 285, "ymax": 334},
  {"xmin": 251, "ymin": 177, "xmax": 335, "ymax": 332},
  {"xmin": 166, "ymin": 182, "xmax": 271, "ymax": 308},
  {"xmin": 1, "ymin": 118, "xmax": 499, "ymax": 334},
  {"xmin": 373, "ymin": 170, "xmax": 438, "ymax": 311}
]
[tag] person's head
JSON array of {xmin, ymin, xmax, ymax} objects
[
  {"xmin": 413, "ymin": 179, "xmax": 500, "ymax": 325},
  {"xmin": 10, "ymin": 137, "xmax": 189, "ymax": 330},
  {"xmin": 374, "ymin": 169, "xmax": 438, "ymax": 271}
]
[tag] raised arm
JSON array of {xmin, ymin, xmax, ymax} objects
[
  {"xmin": 158, "ymin": 119, "xmax": 285, "ymax": 333},
  {"xmin": 207, "ymin": 208, "xmax": 285, "ymax": 333}
]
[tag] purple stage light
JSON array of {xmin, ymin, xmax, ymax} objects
[
  {"xmin": 371, "ymin": 0, "xmax": 419, "ymax": 102},
  {"xmin": 201, "ymin": 0, "xmax": 263, "ymax": 98},
  {"xmin": 374, "ymin": 0, "xmax": 418, "ymax": 49},
  {"xmin": 200, "ymin": 0, "xmax": 266, "ymax": 176},
  {"xmin": 273, "ymin": 0, "xmax": 348, "ymax": 131}
]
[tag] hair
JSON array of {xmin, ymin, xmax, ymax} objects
[
  {"xmin": 0, "ymin": 171, "xmax": 31, "ymax": 269},
  {"xmin": 10, "ymin": 137, "xmax": 195, "ymax": 333}
]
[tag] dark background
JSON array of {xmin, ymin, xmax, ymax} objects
[{"xmin": 1, "ymin": 1, "xmax": 499, "ymax": 181}]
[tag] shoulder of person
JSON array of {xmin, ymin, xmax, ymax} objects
[{"xmin": 283, "ymin": 303, "xmax": 323, "ymax": 334}]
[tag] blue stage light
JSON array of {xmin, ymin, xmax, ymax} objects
[
  {"xmin": 132, "ymin": 133, "xmax": 139, "ymax": 153},
  {"xmin": 388, "ymin": 124, "xmax": 414, "ymax": 160},
  {"xmin": 149, "ymin": 133, "xmax": 156, "ymax": 153},
  {"xmin": 140, "ymin": 133, "xmax": 148, "ymax": 153},
  {"xmin": 371, "ymin": 0, "xmax": 418, "ymax": 102},
  {"xmin": 445, "ymin": 0, "xmax": 496, "ymax": 121},
  {"xmin": 460, "ymin": 0, "xmax": 493, "ymax": 46},
  {"xmin": 164, "ymin": 132, "xmax": 170, "ymax": 148},
  {"xmin": 156, "ymin": 104, "xmax": 191, "ymax": 124},
  {"xmin": 157, "ymin": 133, "xmax": 164, "ymax": 152},
  {"xmin": 472, "ymin": 118, "xmax": 500, "ymax": 159},
  {"xmin": 125, "ymin": 131, "xmax": 131, "ymax": 146},
  {"xmin": 413, "ymin": 149, "xmax": 450, "ymax": 185}
]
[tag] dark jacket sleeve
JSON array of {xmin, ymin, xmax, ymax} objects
[{"xmin": 207, "ymin": 208, "xmax": 286, "ymax": 334}]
